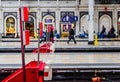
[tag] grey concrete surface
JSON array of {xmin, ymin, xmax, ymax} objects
[
  {"xmin": 0, "ymin": 52, "xmax": 120, "ymax": 68},
  {"xmin": 0, "ymin": 38, "xmax": 120, "ymax": 68},
  {"xmin": 1, "ymin": 38, "xmax": 120, "ymax": 48}
]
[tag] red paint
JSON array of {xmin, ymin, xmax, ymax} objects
[
  {"xmin": 32, "ymin": 43, "xmax": 52, "ymax": 53},
  {"xmin": 44, "ymin": 72, "xmax": 48, "ymax": 77},
  {"xmin": 2, "ymin": 61, "xmax": 46, "ymax": 82},
  {"xmin": 39, "ymin": 76, "xmax": 43, "ymax": 82},
  {"xmin": 48, "ymin": 25, "xmax": 54, "ymax": 32},
  {"xmin": 25, "ymin": 30, "xmax": 30, "ymax": 45},
  {"xmin": 23, "ymin": 7, "xmax": 28, "ymax": 22},
  {"xmin": 40, "ymin": 22, "xmax": 43, "ymax": 37}
]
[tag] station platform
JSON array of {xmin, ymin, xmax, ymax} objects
[
  {"xmin": 0, "ymin": 52, "xmax": 120, "ymax": 69},
  {"xmin": 0, "ymin": 38, "xmax": 120, "ymax": 69},
  {"xmin": 0, "ymin": 38, "xmax": 120, "ymax": 52}
]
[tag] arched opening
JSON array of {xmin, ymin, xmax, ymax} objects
[
  {"xmin": 99, "ymin": 15, "xmax": 112, "ymax": 34},
  {"xmin": 80, "ymin": 15, "xmax": 89, "ymax": 33},
  {"xmin": 25, "ymin": 16, "xmax": 34, "ymax": 38},
  {"xmin": 43, "ymin": 15, "xmax": 55, "ymax": 32},
  {"xmin": 5, "ymin": 16, "xmax": 16, "ymax": 37}
]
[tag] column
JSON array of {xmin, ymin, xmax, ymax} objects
[
  {"xmin": 56, "ymin": 10, "xmax": 60, "ymax": 34},
  {"xmin": 75, "ymin": 0, "xmax": 79, "ymax": 35},
  {"xmin": 37, "ymin": 10, "xmax": 39, "ymax": 31},
  {"xmin": 94, "ymin": 6, "xmax": 98, "ymax": 33},
  {"xmin": 17, "ymin": 10, "xmax": 20, "ymax": 37},
  {"xmin": 0, "ymin": 0, "xmax": 2, "ymax": 34},
  {"xmin": 88, "ymin": 0, "xmax": 94, "ymax": 44},
  {"xmin": 0, "ymin": 0, "xmax": 2, "ymax": 41},
  {"xmin": 17, "ymin": 0, "xmax": 21, "ymax": 37},
  {"xmin": 75, "ymin": 11, "xmax": 79, "ymax": 35},
  {"xmin": 37, "ymin": 0, "xmax": 41, "ymax": 30},
  {"xmin": 113, "ymin": 7, "xmax": 117, "ymax": 34},
  {"xmin": 56, "ymin": 0, "xmax": 60, "ymax": 34}
]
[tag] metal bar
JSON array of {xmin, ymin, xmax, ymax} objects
[
  {"xmin": 19, "ymin": 8, "xmax": 26, "ymax": 82},
  {"xmin": 38, "ymin": 27, "xmax": 40, "ymax": 65},
  {"xmin": 37, "ymin": 0, "xmax": 40, "ymax": 65}
]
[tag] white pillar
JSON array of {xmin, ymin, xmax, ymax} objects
[
  {"xmin": 0, "ymin": 0, "xmax": 2, "ymax": 35},
  {"xmin": 17, "ymin": 10, "xmax": 20, "ymax": 37},
  {"xmin": 56, "ymin": 0, "xmax": 60, "ymax": 34},
  {"xmin": 75, "ymin": 0, "xmax": 79, "ymax": 35},
  {"xmin": 75, "ymin": 11, "xmax": 79, "ymax": 35},
  {"xmin": 88, "ymin": 0, "xmax": 94, "ymax": 44},
  {"xmin": 17, "ymin": 0, "xmax": 20, "ymax": 37},
  {"xmin": 94, "ymin": 7, "xmax": 98, "ymax": 33},
  {"xmin": 37, "ymin": 0, "xmax": 40, "ymax": 30},
  {"xmin": 56, "ymin": 10, "xmax": 60, "ymax": 34},
  {"xmin": 113, "ymin": 7, "xmax": 117, "ymax": 35}
]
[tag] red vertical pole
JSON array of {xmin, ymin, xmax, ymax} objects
[
  {"xmin": 38, "ymin": 27, "xmax": 40, "ymax": 65},
  {"xmin": 38, "ymin": 22, "xmax": 43, "ymax": 65},
  {"xmin": 23, "ymin": 7, "xmax": 28, "ymax": 22},
  {"xmin": 19, "ymin": 8, "xmax": 26, "ymax": 82},
  {"xmin": 25, "ymin": 30, "xmax": 30, "ymax": 45},
  {"xmin": 40, "ymin": 22, "xmax": 43, "ymax": 37}
]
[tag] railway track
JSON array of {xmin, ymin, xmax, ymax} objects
[{"xmin": 1, "ymin": 63, "xmax": 120, "ymax": 82}]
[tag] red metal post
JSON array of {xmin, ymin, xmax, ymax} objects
[
  {"xmin": 40, "ymin": 22, "xmax": 43, "ymax": 37},
  {"xmin": 19, "ymin": 7, "xmax": 26, "ymax": 82},
  {"xmin": 23, "ymin": 7, "xmax": 28, "ymax": 22},
  {"xmin": 25, "ymin": 30, "xmax": 30, "ymax": 45}
]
